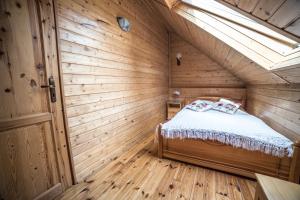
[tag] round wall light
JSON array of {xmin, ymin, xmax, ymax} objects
[{"xmin": 117, "ymin": 16, "xmax": 131, "ymax": 32}]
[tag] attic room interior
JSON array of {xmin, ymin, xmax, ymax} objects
[{"xmin": 0, "ymin": 0, "xmax": 300, "ymax": 199}]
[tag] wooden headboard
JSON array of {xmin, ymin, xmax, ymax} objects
[
  {"xmin": 185, "ymin": 96, "xmax": 247, "ymax": 109},
  {"xmin": 169, "ymin": 88, "xmax": 247, "ymax": 108}
]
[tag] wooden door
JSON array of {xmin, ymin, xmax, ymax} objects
[{"xmin": 0, "ymin": 0, "xmax": 73, "ymax": 199}]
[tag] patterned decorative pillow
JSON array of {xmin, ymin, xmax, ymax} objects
[
  {"xmin": 213, "ymin": 98, "xmax": 241, "ymax": 114},
  {"xmin": 186, "ymin": 100, "xmax": 213, "ymax": 112}
]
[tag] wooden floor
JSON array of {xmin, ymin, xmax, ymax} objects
[{"xmin": 58, "ymin": 134, "xmax": 256, "ymax": 200}]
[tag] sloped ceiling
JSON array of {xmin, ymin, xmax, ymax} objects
[
  {"xmin": 150, "ymin": 0, "xmax": 297, "ymax": 85},
  {"xmin": 219, "ymin": 0, "xmax": 300, "ymax": 39}
]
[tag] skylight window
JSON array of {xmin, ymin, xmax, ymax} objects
[
  {"xmin": 182, "ymin": 0, "xmax": 299, "ymax": 56},
  {"xmin": 177, "ymin": 0, "xmax": 300, "ymax": 70}
]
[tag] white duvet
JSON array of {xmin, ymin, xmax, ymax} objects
[{"xmin": 161, "ymin": 107, "xmax": 293, "ymax": 157}]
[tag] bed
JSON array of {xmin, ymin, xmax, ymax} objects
[{"xmin": 157, "ymin": 96, "xmax": 300, "ymax": 183}]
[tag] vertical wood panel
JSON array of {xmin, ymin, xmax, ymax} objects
[{"xmin": 57, "ymin": 0, "xmax": 169, "ymax": 181}]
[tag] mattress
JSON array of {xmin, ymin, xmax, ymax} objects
[{"xmin": 161, "ymin": 107, "xmax": 293, "ymax": 157}]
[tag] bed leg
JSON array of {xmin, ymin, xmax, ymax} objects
[
  {"xmin": 289, "ymin": 143, "xmax": 300, "ymax": 183},
  {"xmin": 157, "ymin": 124, "xmax": 163, "ymax": 158}
]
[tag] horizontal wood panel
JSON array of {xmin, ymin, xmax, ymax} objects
[
  {"xmin": 153, "ymin": 0, "xmax": 291, "ymax": 85},
  {"xmin": 74, "ymin": 113, "xmax": 164, "ymax": 180},
  {"xmin": 273, "ymin": 67, "xmax": 300, "ymax": 83},
  {"xmin": 66, "ymin": 89, "xmax": 167, "ymax": 117},
  {"xmin": 169, "ymin": 87, "xmax": 246, "ymax": 104},
  {"xmin": 170, "ymin": 33, "xmax": 244, "ymax": 88},
  {"xmin": 65, "ymin": 87, "xmax": 167, "ymax": 107},
  {"xmin": 247, "ymin": 84, "xmax": 300, "ymax": 142},
  {"xmin": 69, "ymin": 102, "xmax": 164, "ymax": 147},
  {"xmin": 57, "ymin": 0, "xmax": 169, "ymax": 181},
  {"xmin": 0, "ymin": 113, "xmax": 51, "ymax": 132},
  {"xmin": 168, "ymin": 33, "xmax": 246, "ymax": 111}
]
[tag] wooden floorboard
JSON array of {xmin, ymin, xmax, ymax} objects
[{"xmin": 57, "ymin": 134, "xmax": 256, "ymax": 200}]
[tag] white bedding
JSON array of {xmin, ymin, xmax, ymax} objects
[{"xmin": 161, "ymin": 107, "xmax": 293, "ymax": 157}]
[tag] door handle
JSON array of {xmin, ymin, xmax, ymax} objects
[{"xmin": 41, "ymin": 76, "xmax": 56, "ymax": 103}]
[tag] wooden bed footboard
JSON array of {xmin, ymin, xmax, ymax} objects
[
  {"xmin": 157, "ymin": 123, "xmax": 163, "ymax": 159},
  {"xmin": 289, "ymin": 143, "xmax": 300, "ymax": 183},
  {"xmin": 157, "ymin": 124, "xmax": 299, "ymax": 183}
]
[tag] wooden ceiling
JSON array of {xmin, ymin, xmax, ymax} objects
[
  {"xmin": 219, "ymin": 0, "xmax": 300, "ymax": 39},
  {"xmin": 149, "ymin": 0, "xmax": 300, "ymax": 85}
]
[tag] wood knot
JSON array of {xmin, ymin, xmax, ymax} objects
[
  {"xmin": 15, "ymin": 2, "xmax": 21, "ymax": 8},
  {"xmin": 36, "ymin": 63, "xmax": 44, "ymax": 69},
  {"xmin": 4, "ymin": 88, "xmax": 11, "ymax": 93},
  {"xmin": 158, "ymin": 192, "xmax": 166, "ymax": 197},
  {"xmin": 30, "ymin": 79, "xmax": 37, "ymax": 88},
  {"xmin": 4, "ymin": 11, "xmax": 11, "ymax": 16}
]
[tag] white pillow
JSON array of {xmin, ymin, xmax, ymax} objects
[
  {"xmin": 219, "ymin": 98, "xmax": 238, "ymax": 105},
  {"xmin": 186, "ymin": 100, "xmax": 213, "ymax": 112},
  {"xmin": 213, "ymin": 99, "xmax": 241, "ymax": 114}
]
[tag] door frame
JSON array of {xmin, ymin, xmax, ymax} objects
[
  {"xmin": 52, "ymin": 0, "xmax": 77, "ymax": 184},
  {"xmin": 36, "ymin": 0, "xmax": 76, "ymax": 187}
]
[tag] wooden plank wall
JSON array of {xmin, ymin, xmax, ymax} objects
[
  {"xmin": 56, "ymin": 0, "xmax": 169, "ymax": 182},
  {"xmin": 247, "ymin": 84, "xmax": 300, "ymax": 142},
  {"xmin": 169, "ymin": 33, "xmax": 245, "ymax": 102},
  {"xmin": 153, "ymin": 0, "xmax": 289, "ymax": 85},
  {"xmin": 170, "ymin": 33, "xmax": 244, "ymax": 88},
  {"xmin": 169, "ymin": 88, "xmax": 246, "ymax": 103},
  {"xmin": 273, "ymin": 67, "xmax": 300, "ymax": 83},
  {"xmin": 219, "ymin": 0, "xmax": 300, "ymax": 38}
]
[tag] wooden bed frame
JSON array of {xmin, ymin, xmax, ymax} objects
[{"xmin": 157, "ymin": 96, "xmax": 300, "ymax": 183}]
